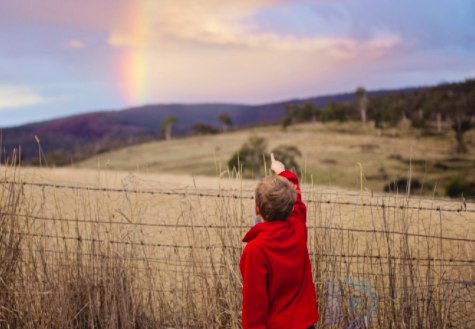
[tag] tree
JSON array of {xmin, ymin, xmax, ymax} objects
[
  {"xmin": 282, "ymin": 102, "xmax": 320, "ymax": 126},
  {"xmin": 355, "ymin": 86, "xmax": 368, "ymax": 123},
  {"xmin": 319, "ymin": 102, "xmax": 336, "ymax": 122},
  {"xmin": 319, "ymin": 102, "xmax": 350, "ymax": 122},
  {"xmin": 468, "ymin": 87, "xmax": 475, "ymax": 123},
  {"xmin": 218, "ymin": 113, "xmax": 233, "ymax": 132},
  {"xmin": 445, "ymin": 88, "xmax": 472, "ymax": 153},
  {"xmin": 409, "ymin": 95, "xmax": 428, "ymax": 128},
  {"xmin": 423, "ymin": 89, "xmax": 444, "ymax": 133},
  {"xmin": 452, "ymin": 117, "xmax": 471, "ymax": 153},
  {"xmin": 271, "ymin": 145, "xmax": 301, "ymax": 173},
  {"xmin": 287, "ymin": 103, "xmax": 319, "ymax": 121},
  {"xmin": 284, "ymin": 104, "xmax": 299, "ymax": 126},
  {"xmin": 228, "ymin": 136, "xmax": 268, "ymax": 179},
  {"xmin": 193, "ymin": 123, "xmax": 219, "ymax": 135},
  {"xmin": 368, "ymin": 95, "xmax": 385, "ymax": 129},
  {"xmin": 161, "ymin": 116, "xmax": 177, "ymax": 141},
  {"xmin": 451, "ymin": 89, "xmax": 473, "ymax": 153},
  {"xmin": 408, "ymin": 89, "xmax": 427, "ymax": 120},
  {"xmin": 282, "ymin": 116, "xmax": 292, "ymax": 129},
  {"xmin": 335, "ymin": 102, "xmax": 355, "ymax": 121},
  {"xmin": 384, "ymin": 103, "xmax": 404, "ymax": 127},
  {"xmin": 467, "ymin": 85, "xmax": 475, "ymax": 120},
  {"xmin": 300, "ymin": 102, "xmax": 319, "ymax": 122}
]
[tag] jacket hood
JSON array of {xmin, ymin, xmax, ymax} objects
[{"xmin": 242, "ymin": 219, "xmax": 289, "ymax": 243}]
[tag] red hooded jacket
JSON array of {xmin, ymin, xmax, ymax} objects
[{"xmin": 240, "ymin": 170, "xmax": 319, "ymax": 329}]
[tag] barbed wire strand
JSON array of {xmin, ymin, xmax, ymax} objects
[
  {"xmin": 8, "ymin": 231, "xmax": 475, "ymax": 264},
  {"xmin": 1, "ymin": 180, "xmax": 472, "ymax": 213},
  {"xmin": 4, "ymin": 212, "xmax": 475, "ymax": 243}
]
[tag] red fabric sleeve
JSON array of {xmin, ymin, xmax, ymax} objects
[
  {"xmin": 278, "ymin": 170, "xmax": 301, "ymax": 201},
  {"xmin": 279, "ymin": 170, "xmax": 308, "ymax": 240},
  {"xmin": 240, "ymin": 248, "xmax": 269, "ymax": 329}
]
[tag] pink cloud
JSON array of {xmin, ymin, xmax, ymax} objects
[{"xmin": 66, "ymin": 40, "xmax": 86, "ymax": 48}]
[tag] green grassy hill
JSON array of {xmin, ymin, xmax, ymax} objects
[{"xmin": 79, "ymin": 121, "xmax": 475, "ymax": 196}]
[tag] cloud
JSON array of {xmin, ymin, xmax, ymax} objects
[
  {"xmin": 67, "ymin": 39, "xmax": 86, "ymax": 48},
  {"xmin": 106, "ymin": 0, "xmax": 404, "ymax": 105},
  {"xmin": 1, "ymin": 0, "xmax": 403, "ymax": 58},
  {"xmin": 5, "ymin": 0, "xmax": 472, "ymax": 110},
  {"xmin": 0, "ymin": 86, "xmax": 46, "ymax": 111},
  {"xmin": 107, "ymin": 0, "xmax": 401, "ymax": 60}
]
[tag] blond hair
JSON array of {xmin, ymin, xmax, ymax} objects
[{"xmin": 255, "ymin": 175, "xmax": 297, "ymax": 222}]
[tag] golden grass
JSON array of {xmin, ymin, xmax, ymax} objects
[{"xmin": 2, "ymin": 159, "xmax": 475, "ymax": 328}]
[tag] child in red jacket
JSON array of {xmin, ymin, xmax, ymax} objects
[{"xmin": 240, "ymin": 153, "xmax": 319, "ymax": 329}]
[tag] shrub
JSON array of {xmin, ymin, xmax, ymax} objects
[
  {"xmin": 445, "ymin": 177, "xmax": 475, "ymax": 198},
  {"xmin": 193, "ymin": 123, "xmax": 219, "ymax": 135},
  {"xmin": 282, "ymin": 116, "xmax": 292, "ymax": 129},
  {"xmin": 433, "ymin": 162, "xmax": 450, "ymax": 170},
  {"xmin": 45, "ymin": 151, "xmax": 67, "ymax": 167},
  {"xmin": 228, "ymin": 136, "xmax": 268, "ymax": 177},
  {"xmin": 384, "ymin": 178, "xmax": 422, "ymax": 193},
  {"xmin": 228, "ymin": 138, "xmax": 303, "ymax": 177},
  {"xmin": 96, "ymin": 147, "xmax": 110, "ymax": 155},
  {"xmin": 271, "ymin": 145, "xmax": 301, "ymax": 173},
  {"xmin": 319, "ymin": 102, "xmax": 351, "ymax": 122},
  {"xmin": 411, "ymin": 117, "xmax": 426, "ymax": 128}
]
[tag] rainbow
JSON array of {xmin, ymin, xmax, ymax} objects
[
  {"xmin": 118, "ymin": 0, "xmax": 155, "ymax": 105},
  {"xmin": 120, "ymin": 49, "xmax": 148, "ymax": 105}
]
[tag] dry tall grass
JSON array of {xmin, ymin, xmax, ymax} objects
[{"xmin": 1, "ymin": 160, "xmax": 475, "ymax": 328}]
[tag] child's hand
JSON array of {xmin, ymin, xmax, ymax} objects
[{"xmin": 270, "ymin": 153, "xmax": 285, "ymax": 175}]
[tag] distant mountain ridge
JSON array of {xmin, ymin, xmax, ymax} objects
[{"xmin": 1, "ymin": 87, "xmax": 414, "ymax": 163}]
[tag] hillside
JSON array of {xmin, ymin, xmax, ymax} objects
[
  {"xmin": 79, "ymin": 121, "xmax": 475, "ymax": 196},
  {"xmin": 1, "ymin": 88, "xmax": 407, "ymax": 164}
]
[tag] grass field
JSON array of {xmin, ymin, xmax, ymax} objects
[
  {"xmin": 2, "ymin": 162, "xmax": 475, "ymax": 328},
  {"xmin": 79, "ymin": 121, "xmax": 475, "ymax": 197},
  {"xmin": 2, "ymin": 121, "xmax": 475, "ymax": 328}
]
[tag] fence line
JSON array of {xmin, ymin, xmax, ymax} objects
[
  {"xmin": 9, "ymin": 231, "xmax": 475, "ymax": 264},
  {"xmin": 3, "ymin": 177, "xmax": 474, "ymax": 204},
  {"xmin": 18, "ymin": 248, "xmax": 223, "ymax": 267},
  {"xmin": 15, "ymin": 246, "xmax": 475, "ymax": 269},
  {"xmin": 1, "ymin": 180, "xmax": 472, "ymax": 213},
  {"xmin": 14, "ymin": 262, "xmax": 475, "ymax": 296},
  {"xmin": 9, "ymin": 258, "xmax": 475, "ymax": 301},
  {"xmin": 5, "ymin": 212, "xmax": 475, "ymax": 243},
  {"xmin": 9, "ymin": 231, "xmax": 230, "ymax": 249}
]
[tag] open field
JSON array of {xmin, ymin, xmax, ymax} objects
[
  {"xmin": 3, "ymin": 1, "xmax": 474, "ymax": 328},
  {"xmin": 5, "ymin": 166, "xmax": 256, "ymax": 191},
  {"xmin": 1, "ymin": 164, "xmax": 475, "ymax": 328},
  {"xmin": 79, "ymin": 121, "xmax": 475, "ymax": 196}
]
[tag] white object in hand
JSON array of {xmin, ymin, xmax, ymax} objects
[{"xmin": 270, "ymin": 153, "xmax": 285, "ymax": 175}]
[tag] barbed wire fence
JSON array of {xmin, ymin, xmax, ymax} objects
[{"xmin": 1, "ymin": 171, "xmax": 475, "ymax": 328}]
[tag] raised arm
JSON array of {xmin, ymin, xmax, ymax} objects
[
  {"xmin": 271, "ymin": 154, "xmax": 308, "ymax": 239},
  {"xmin": 278, "ymin": 170, "xmax": 306, "ymax": 223}
]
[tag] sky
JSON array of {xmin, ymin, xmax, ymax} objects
[{"xmin": 0, "ymin": 0, "xmax": 474, "ymax": 127}]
